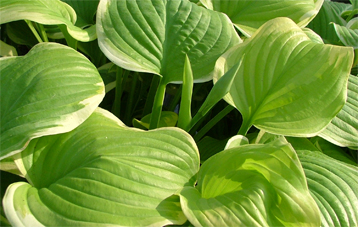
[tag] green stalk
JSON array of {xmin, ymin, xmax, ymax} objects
[
  {"xmin": 37, "ymin": 23, "xmax": 49, "ymax": 42},
  {"xmin": 143, "ymin": 75, "xmax": 161, "ymax": 116},
  {"xmin": 59, "ymin": 25, "xmax": 77, "ymax": 50},
  {"xmin": 113, "ymin": 68, "xmax": 128, "ymax": 118},
  {"xmin": 149, "ymin": 78, "xmax": 167, "ymax": 129},
  {"xmin": 168, "ymin": 85, "xmax": 182, "ymax": 111},
  {"xmin": 238, "ymin": 119, "xmax": 251, "ymax": 136},
  {"xmin": 25, "ymin": 20, "xmax": 43, "ymax": 43},
  {"xmin": 194, "ymin": 105, "xmax": 234, "ymax": 141},
  {"xmin": 124, "ymin": 72, "xmax": 139, "ymax": 125}
]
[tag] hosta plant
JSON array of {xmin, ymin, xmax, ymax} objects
[{"xmin": 0, "ymin": 0, "xmax": 357, "ymax": 226}]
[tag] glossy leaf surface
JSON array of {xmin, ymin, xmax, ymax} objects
[
  {"xmin": 0, "ymin": 42, "xmax": 104, "ymax": 160},
  {"xmin": 214, "ymin": 17, "xmax": 354, "ymax": 136},
  {"xmin": 180, "ymin": 138, "xmax": 320, "ymax": 226},
  {"xmin": 200, "ymin": 0, "xmax": 323, "ymax": 36},
  {"xmin": 96, "ymin": 0, "xmax": 241, "ymax": 84},
  {"xmin": 3, "ymin": 108, "xmax": 200, "ymax": 226}
]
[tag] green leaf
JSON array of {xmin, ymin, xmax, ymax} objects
[
  {"xmin": 319, "ymin": 75, "xmax": 358, "ymax": 148},
  {"xmin": 61, "ymin": 0, "xmax": 99, "ymax": 28},
  {"xmin": 96, "ymin": 0, "xmax": 241, "ymax": 84},
  {"xmin": 333, "ymin": 22, "xmax": 358, "ymax": 49},
  {"xmin": 307, "ymin": 1, "xmax": 347, "ymax": 44},
  {"xmin": 133, "ymin": 111, "xmax": 179, "ymax": 130},
  {"xmin": 214, "ymin": 17, "xmax": 354, "ymax": 136},
  {"xmin": 296, "ymin": 149, "xmax": 358, "ymax": 227},
  {"xmin": 180, "ymin": 137, "xmax": 320, "ymax": 226},
  {"xmin": 3, "ymin": 108, "xmax": 200, "ymax": 226},
  {"xmin": 200, "ymin": 0, "xmax": 323, "ymax": 37},
  {"xmin": 5, "ymin": 21, "xmax": 38, "ymax": 46},
  {"xmin": 178, "ymin": 55, "xmax": 194, "ymax": 130},
  {"xmin": 0, "ymin": 0, "xmax": 96, "ymax": 42},
  {"xmin": 196, "ymin": 136, "xmax": 228, "ymax": 164},
  {"xmin": 0, "ymin": 41, "xmax": 17, "ymax": 57},
  {"xmin": 0, "ymin": 42, "xmax": 105, "ymax": 160}
]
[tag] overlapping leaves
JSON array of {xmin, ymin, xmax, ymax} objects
[
  {"xmin": 180, "ymin": 137, "xmax": 320, "ymax": 226},
  {"xmin": 3, "ymin": 108, "xmax": 200, "ymax": 226}
]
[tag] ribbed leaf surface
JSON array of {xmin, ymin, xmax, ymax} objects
[
  {"xmin": 180, "ymin": 138, "xmax": 320, "ymax": 226},
  {"xmin": 333, "ymin": 23, "xmax": 358, "ymax": 49},
  {"xmin": 0, "ymin": 42, "xmax": 104, "ymax": 160},
  {"xmin": 200, "ymin": 0, "xmax": 323, "ymax": 36},
  {"xmin": 213, "ymin": 17, "xmax": 354, "ymax": 136},
  {"xmin": 96, "ymin": 0, "xmax": 241, "ymax": 84},
  {"xmin": 319, "ymin": 75, "xmax": 358, "ymax": 148},
  {"xmin": 0, "ymin": 0, "xmax": 96, "ymax": 41},
  {"xmin": 3, "ymin": 108, "xmax": 200, "ymax": 226},
  {"xmin": 298, "ymin": 150, "xmax": 358, "ymax": 227}
]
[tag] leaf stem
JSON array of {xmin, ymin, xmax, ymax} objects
[
  {"xmin": 194, "ymin": 105, "xmax": 234, "ymax": 141},
  {"xmin": 25, "ymin": 20, "xmax": 43, "ymax": 43},
  {"xmin": 113, "ymin": 68, "xmax": 128, "ymax": 119},
  {"xmin": 238, "ymin": 119, "xmax": 251, "ymax": 136},
  {"xmin": 124, "ymin": 72, "xmax": 139, "ymax": 125},
  {"xmin": 143, "ymin": 75, "xmax": 161, "ymax": 116},
  {"xmin": 149, "ymin": 78, "xmax": 166, "ymax": 129},
  {"xmin": 37, "ymin": 23, "xmax": 49, "ymax": 42}
]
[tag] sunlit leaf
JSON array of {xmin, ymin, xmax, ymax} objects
[
  {"xmin": 180, "ymin": 137, "xmax": 320, "ymax": 226},
  {"xmin": 0, "ymin": 0, "xmax": 96, "ymax": 42},
  {"xmin": 96, "ymin": 0, "xmax": 241, "ymax": 84},
  {"xmin": 214, "ymin": 17, "xmax": 354, "ymax": 136},
  {"xmin": 200, "ymin": 0, "xmax": 323, "ymax": 36},
  {"xmin": 333, "ymin": 22, "xmax": 358, "ymax": 49},
  {"xmin": 0, "ymin": 42, "xmax": 105, "ymax": 160},
  {"xmin": 3, "ymin": 108, "xmax": 200, "ymax": 226}
]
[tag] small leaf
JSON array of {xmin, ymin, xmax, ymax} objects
[
  {"xmin": 333, "ymin": 22, "xmax": 358, "ymax": 49},
  {"xmin": 0, "ymin": 42, "xmax": 104, "ymax": 160},
  {"xmin": 133, "ymin": 111, "xmax": 178, "ymax": 130},
  {"xmin": 96, "ymin": 0, "xmax": 241, "ymax": 84},
  {"xmin": 214, "ymin": 17, "xmax": 354, "ymax": 136},
  {"xmin": 0, "ymin": 0, "xmax": 96, "ymax": 42},
  {"xmin": 200, "ymin": 0, "xmax": 323, "ymax": 36},
  {"xmin": 180, "ymin": 137, "xmax": 320, "ymax": 226},
  {"xmin": 3, "ymin": 108, "xmax": 200, "ymax": 226}
]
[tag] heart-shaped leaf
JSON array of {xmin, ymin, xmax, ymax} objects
[
  {"xmin": 0, "ymin": 42, "xmax": 104, "ymax": 160},
  {"xmin": 0, "ymin": 0, "xmax": 96, "ymax": 42},
  {"xmin": 213, "ymin": 17, "xmax": 354, "ymax": 136},
  {"xmin": 3, "ymin": 108, "xmax": 200, "ymax": 226},
  {"xmin": 200, "ymin": 0, "xmax": 323, "ymax": 36},
  {"xmin": 318, "ymin": 75, "xmax": 358, "ymax": 148},
  {"xmin": 180, "ymin": 137, "xmax": 320, "ymax": 226},
  {"xmin": 96, "ymin": 0, "xmax": 241, "ymax": 84}
]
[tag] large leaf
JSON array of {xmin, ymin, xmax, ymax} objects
[
  {"xmin": 295, "ymin": 147, "xmax": 358, "ymax": 227},
  {"xmin": 96, "ymin": 0, "xmax": 241, "ymax": 84},
  {"xmin": 0, "ymin": 42, "xmax": 104, "ymax": 160},
  {"xmin": 0, "ymin": 0, "xmax": 96, "ymax": 42},
  {"xmin": 213, "ymin": 17, "xmax": 354, "ymax": 136},
  {"xmin": 3, "ymin": 108, "xmax": 200, "ymax": 226},
  {"xmin": 200, "ymin": 0, "xmax": 323, "ymax": 37},
  {"xmin": 319, "ymin": 75, "xmax": 358, "ymax": 148},
  {"xmin": 180, "ymin": 137, "xmax": 320, "ymax": 226}
]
